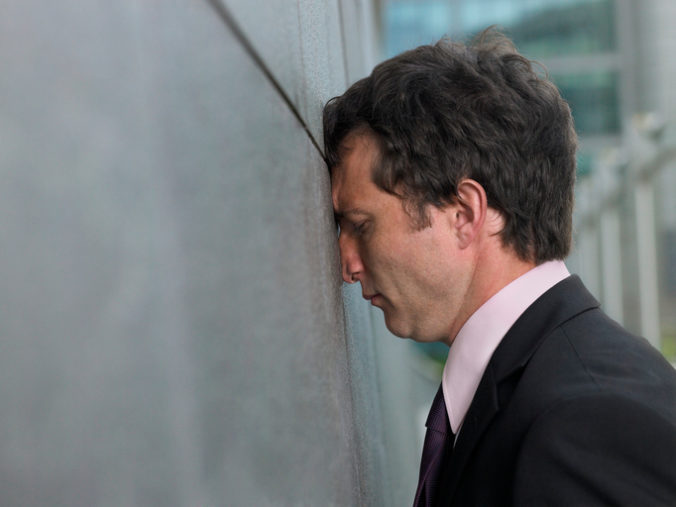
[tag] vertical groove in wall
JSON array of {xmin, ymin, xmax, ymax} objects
[
  {"xmin": 204, "ymin": 0, "xmax": 326, "ymax": 160},
  {"xmin": 328, "ymin": 5, "xmax": 366, "ymax": 502},
  {"xmin": 335, "ymin": 6, "xmax": 391, "ymax": 504},
  {"xmin": 336, "ymin": 0, "xmax": 351, "ymax": 87}
]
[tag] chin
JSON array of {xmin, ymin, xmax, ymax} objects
[
  {"xmin": 385, "ymin": 319, "xmax": 429, "ymax": 342},
  {"xmin": 383, "ymin": 311, "xmax": 437, "ymax": 342},
  {"xmin": 386, "ymin": 318, "xmax": 447, "ymax": 343},
  {"xmin": 383, "ymin": 316, "xmax": 410, "ymax": 339}
]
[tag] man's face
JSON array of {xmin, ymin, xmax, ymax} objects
[{"xmin": 331, "ymin": 132, "xmax": 473, "ymax": 343}]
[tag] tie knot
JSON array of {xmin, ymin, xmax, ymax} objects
[{"xmin": 425, "ymin": 385, "xmax": 450, "ymax": 434}]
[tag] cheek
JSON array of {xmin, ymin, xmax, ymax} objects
[{"xmin": 360, "ymin": 238, "xmax": 398, "ymax": 275}]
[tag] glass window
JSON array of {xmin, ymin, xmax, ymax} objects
[
  {"xmin": 385, "ymin": 1, "xmax": 452, "ymax": 57},
  {"xmin": 460, "ymin": 0, "xmax": 616, "ymax": 58},
  {"xmin": 552, "ymin": 71, "xmax": 620, "ymax": 135},
  {"xmin": 384, "ymin": 0, "xmax": 616, "ymax": 59}
]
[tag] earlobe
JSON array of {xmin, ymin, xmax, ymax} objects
[{"xmin": 454, "ymin": 179, "xmax": 487, "ymax": 249}]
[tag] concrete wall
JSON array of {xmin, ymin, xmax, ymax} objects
[{"xmin": 0, "ymin": 1, "xmax": 422, "ymax": 505}]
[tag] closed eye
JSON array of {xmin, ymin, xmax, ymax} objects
[
  {"xmin": 353, "ymin": 221, "xmax": 369, "ymax": 236},
  {"xmin": 335, "ymin": 212, "xmax": 370, "ymax": 238}
]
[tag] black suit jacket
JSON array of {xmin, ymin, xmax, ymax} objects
[{"xmin": 435, "ymin": 275, "xmax": 676, "ymax": 506}]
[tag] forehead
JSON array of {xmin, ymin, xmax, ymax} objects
[{"xmin": 331, "ymin": 132, "xmax": 380, "ymax": 211}]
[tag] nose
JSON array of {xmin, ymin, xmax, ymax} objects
[{"xmin": 338, "ymin": 232, "xmax": 364, "ymax": 284}]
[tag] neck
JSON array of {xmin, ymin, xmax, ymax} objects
[{"xmin": 445, "ymin": 243, "xmax": 535, "ymax": 345}]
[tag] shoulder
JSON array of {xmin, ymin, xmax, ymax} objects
[
  {"xmin": 491, "ymin": 281, "xmax": 676, "ymax": 504},
  {"xmin": 508, "ymin": 305, "xmax": 676, "ymax": 506},
  {"xmin": 520, "ymin": 307, "xmax": 676, "ymax": 412},
  {"xmin": 513, "ymin": 393, "xmax": 676, "ymax": 506}
]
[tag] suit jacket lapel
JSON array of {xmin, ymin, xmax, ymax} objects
[
  {"xmin": 440, "ymin": 363, "xmax": 500, "ymax": 499},
  {"xmin": 437, "ymin": 275, "xmax": 599, "ymax": 504}
]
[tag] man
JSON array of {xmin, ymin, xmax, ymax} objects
[{"xmin": 324, "ymin": 29, "xmax": 676, "ymax": 506}]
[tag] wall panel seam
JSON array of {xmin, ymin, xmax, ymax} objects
[{"xmin": 204, "ymin": 0, "xmax": 326, "ymax": 159}]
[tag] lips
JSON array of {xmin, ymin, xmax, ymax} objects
[{"xmin": 363, "ymin": 293, "xmax": 382, "ymax": 306}]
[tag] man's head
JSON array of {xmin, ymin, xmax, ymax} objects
[
  {"xmin": 324, "ymin": 28, "xmax": 577, "ymax": 263},
  {"xmin": 325, "ymin": 29, "xmax": 577, "ymax": 342}
]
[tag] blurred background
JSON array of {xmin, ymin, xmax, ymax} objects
[{"xmin": 0, "ymin": 0, "xmax": 673, "ymax": 506}]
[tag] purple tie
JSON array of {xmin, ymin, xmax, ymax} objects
[{"xmin": 413, "ymin": 384, "xmax": 453, "ymax": 507}]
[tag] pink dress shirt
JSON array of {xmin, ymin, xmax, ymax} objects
[{"xmin": 442, "ymin": 260, "xmax": 570, "ymax": 436}]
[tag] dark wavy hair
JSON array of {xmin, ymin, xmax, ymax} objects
[{"xmin": 322, "ymin": 28, "xmax": 577, "ymax": 264}]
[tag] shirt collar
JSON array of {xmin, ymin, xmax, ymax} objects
[{"xmin": 442, "ymin": 260, "xmax": 570, "ymax": 434}]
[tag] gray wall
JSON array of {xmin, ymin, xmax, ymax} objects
[{"xmin": 0, "ymin": 1, "xmax": 423, "ymax": 505}]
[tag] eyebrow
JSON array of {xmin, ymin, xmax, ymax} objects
[{"xmin": 333, "ymin": 207, "xmax": 370, "ymax": 221}]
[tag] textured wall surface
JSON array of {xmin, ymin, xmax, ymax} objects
[{"xmin": 0, "ymin": 1, "xmax": 416, "ymax": 505}]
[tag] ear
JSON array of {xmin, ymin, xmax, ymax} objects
[{"xmin": 453, "ymin": 178, "xmax": 488, "ymax": 249}]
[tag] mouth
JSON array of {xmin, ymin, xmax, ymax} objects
[{"xmin": 363, "ymin": 293, "xmax": 382, "ymax": 305}]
